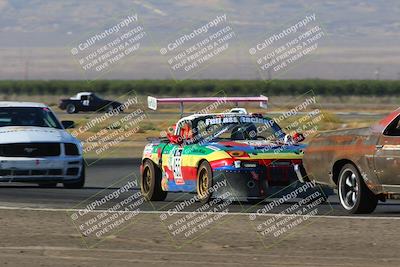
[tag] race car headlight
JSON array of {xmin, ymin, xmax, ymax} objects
[
  {"xmin": 234, "ymin": 160, "xmax": 241, "ymax": 168},
  {"xmin": 65, "ymin": 143, "xmax": 80, "ymax": 155},
  {"xmin": 227, "ymin": 150, "xmax": 249, "ymax": 158}
]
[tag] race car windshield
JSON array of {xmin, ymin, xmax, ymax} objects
[
  {"xmin": 0, "ymin": 107, "xmax": 62, "ymax": 129},
  {"xmin": 191, "ymin": 115, "xmax": 285, "ymax": 144}
]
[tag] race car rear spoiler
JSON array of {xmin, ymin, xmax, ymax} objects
[{"xmin": 147, "ymin": 95, "xmax": 268, "ymax": 116}]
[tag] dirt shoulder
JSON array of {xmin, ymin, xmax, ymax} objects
[{"xmin": 0, "ymin": 209, "xmax": 399, "ymax": 267}]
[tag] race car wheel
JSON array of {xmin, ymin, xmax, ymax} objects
[
  {"xmin": 66, "ymin": 104, "xmax": 77, "ymax": 114},
  {"xmin": 106, "ymin": 105, "xmax": 114, "ymax": 113},
  {"xmin": 197, "ymin": 161, "xmax": 213, "ymax": 203},
  {"xmin": 141, "ymin": 160, "xmax": 167, "ymax": 201},
  {"xmin": 338, "ymin": 163, "xmax": 377, "ymax": 214},
  {"xmin": 63, "ymin": 165, "xmax": 85, "ymax": 189}
]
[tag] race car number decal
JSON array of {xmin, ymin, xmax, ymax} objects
[{"xmin": 171, "ymin": 147, "xmax": 184, "ymax": 185}]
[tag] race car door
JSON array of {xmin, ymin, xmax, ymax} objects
[
  {"xmin": 166, "ymin": 120, "xmax": 194, "ymax": 187},
  {"xmin": 169, "ymin": 145, "xmax": 185, "ymax": 185},
  {"xmin": 80, "ymin": 95, "xmax": 91, "ymax": 111},
  {"xmin": 90, "ymin": 94, "xmax": 105, "ymax": 111},
  {"xmin": 375, "ymin": 115, "xmax": 400, "ymax": 185}
]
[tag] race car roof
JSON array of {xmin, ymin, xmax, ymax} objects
[
  {"xmin": 178, "ymin": 112, "xmax": 268, "ymax": 121},
  {"xmin": 180, "ymin": 112, "xmax": 240, "ymax": 120},
  {"xmin": 70, "ymin": 92, "xmax": 94, "ymax": 99},
  {"xmin": 0, "ymin": 101, "xmax": 48, "ymax": 108}
]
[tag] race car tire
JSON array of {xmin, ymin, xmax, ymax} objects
[
  {"xmin": 63, "ymin": 165, "xmax": 85, "ymax": 189},
  {"xmin": 141, "ymin": 160, "xmax": 167, "ymax": 201},
  {"xmin": 38, "ymin": 183, "xmax": 58, "ymax": 188},
  {"xmin": 66, "ymin": 104, "xmax": 77, "ymax": 114},
  {"xmin": 196, "ymin": 161, "xmax": 213, "ymax": 204},
  {"xmin": 117, "ymin": 105, "xmax": 125, "ymax": 113},
  {"xmin": 106, "ymin": 105, "xmax": 114, "ymax": 113},
  {"xmin": 338, "ymin": 163, "xmax": 377, "ymax": 214}
]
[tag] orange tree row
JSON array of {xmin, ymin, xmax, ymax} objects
[{"xmin": 0, "ymin": 79, "xmax": 398, "ymax": 96}]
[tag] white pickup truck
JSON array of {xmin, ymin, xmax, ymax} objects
[{"xmin": 0, "ymin": 101, "xmax": 85, "ymax": 188}]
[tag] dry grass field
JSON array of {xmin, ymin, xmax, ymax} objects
[{"xmin": 0, "ymin": 94, "xmax": 398, "ymax": 158}]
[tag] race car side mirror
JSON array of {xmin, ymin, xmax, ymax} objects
[
  {"xmin": 293, "ymin": 132, "xmax": 305, "ymax": 143},
  {"xmin": 167, "ymin": 133, "xmax": 183, "ymax": 145},
  {"xmin": 62, "ymin": 120, "xmax": 75, "ymax": 129}
]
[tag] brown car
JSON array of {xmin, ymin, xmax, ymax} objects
[{"xmin": 302, "ymin": 108, "xmax": 400, "ymax": 214}]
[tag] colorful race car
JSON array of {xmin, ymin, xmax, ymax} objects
[{"xmin": 140, "ymin": 97, "xmax": 308, "ymax": 202}]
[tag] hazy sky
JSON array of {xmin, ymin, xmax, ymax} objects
[{"xmin": 0, "ymin": 0, "xmax": 399, "ymax": 80}]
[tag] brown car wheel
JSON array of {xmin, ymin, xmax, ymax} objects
[{"xmin": 338, "ymin": 163, "xmax": 378, "ymax": 214}]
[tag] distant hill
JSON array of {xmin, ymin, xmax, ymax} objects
[{"xmin": 0, "ymin": 0, "xmax": 399, "ymax": 79}]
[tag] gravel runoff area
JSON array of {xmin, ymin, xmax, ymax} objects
[{"xmin": 0, "ymin": 209, "xmax": 400, "ymax": 267}]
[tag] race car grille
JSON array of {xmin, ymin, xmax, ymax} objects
[
  {"xmin": 266, "ymin": 161, "xmax": 298, "ymax": 186},
  {"xmin": 64, "ymin": 143, "xmax": 79, "ymax": 156},
  {"xmin": 66, "ymin": 168, "xmax": 79, "ymax": 176},
  {"xmin": 0, "ymin": 169, "xmax": 63, "ymax": 176},
  {"xmin": 0, "ymin": 143, "xmax": 61, "ymax": 157}
]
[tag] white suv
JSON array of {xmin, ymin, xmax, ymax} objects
[{"xmin": 0, "ymin": 101, "xmax": 84, "ymax": 188}]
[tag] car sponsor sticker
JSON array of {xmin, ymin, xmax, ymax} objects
[
  {"xmin": 169, "ymin": 147, "xmax": 184, "ymax": 185},
  {"xmin": 205, "ymin": 116, "xmax": 273, "ymax": 126}
]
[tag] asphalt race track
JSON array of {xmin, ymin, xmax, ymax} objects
[
  {"xmin": 1, "ymin": 158, "xmax": 400, "ymax": 267},
  {"xmin": 0, "ymin": 158, "xmax": 399, "ymax": 216}
]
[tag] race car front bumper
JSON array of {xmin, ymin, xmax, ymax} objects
[
  {"xmin": 0, "ymin": 156, "xmax": 83, "ymax": 183},
  {"xmin": 212, "ymin": 161, "xmax": 301, "ymax": 200},
  {"xmin": 213, "ymin": 169, "xmax": 269, "ymax": 200}
]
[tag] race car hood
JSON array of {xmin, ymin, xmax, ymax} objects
[
  {"xmin": 205, "ymin": 140, "xmax": 306, "ymax": 155},
  {"xmin": 0, "ymin": 126, "xmax": 78, "ymax": 144}
]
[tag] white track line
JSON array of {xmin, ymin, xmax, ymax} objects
[
  {"xmin": 0, "ymin": 205, "xmax": 400, "ymax": 220},
  {"xmin": 1, "ymin": 245, "xmax": 396, "ymax": 263}
]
